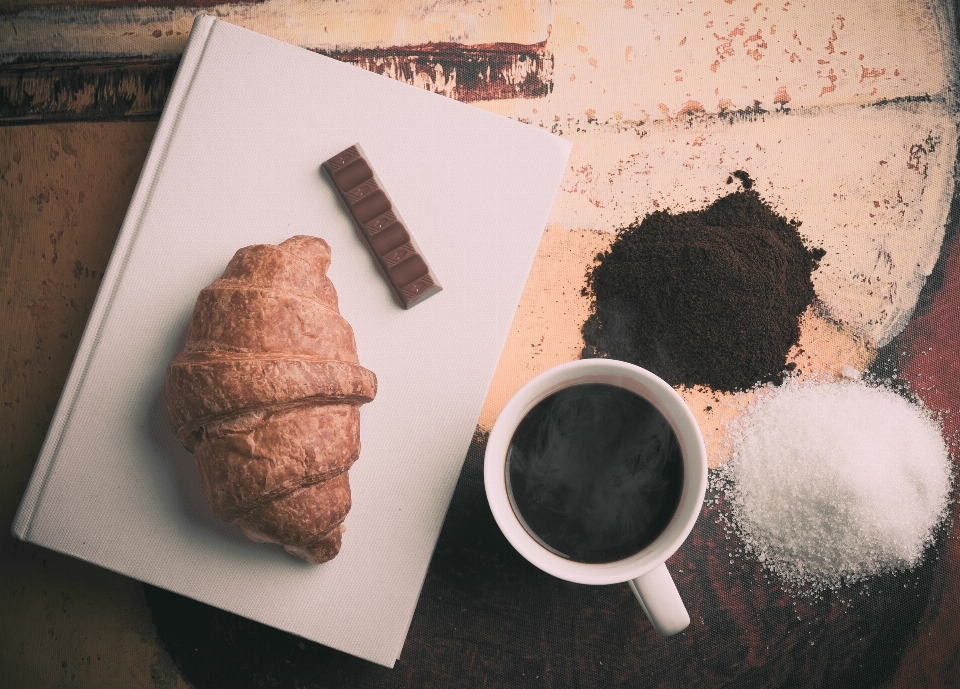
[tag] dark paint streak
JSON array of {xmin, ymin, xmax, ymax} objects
[
  {"xmin": 0, "ymin": 42, "xmax": 553, "ymax": 124},
  {"xmin": 322, "ymin": 41, "xmax": 553, "ymax": 102},
  {"xmin": 0, "ymin": 58, "xmax": 179, "ymax": 124},
  {"xmin": 1, "ymin": 0, "xmax": 259, "ymax": 11}
]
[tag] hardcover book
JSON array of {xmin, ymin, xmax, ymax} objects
[{"xmin": 12, "ymin": 15, "xmax": 571, "ymax": 668}]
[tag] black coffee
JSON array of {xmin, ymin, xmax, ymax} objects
[{"xmin": 506, "ymin": 383, "xmax": 683, "ymax": 564}]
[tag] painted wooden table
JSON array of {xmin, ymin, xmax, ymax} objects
[{"xmin": 2, "ymin": 1, "xmax": 959, "ymax": 686}]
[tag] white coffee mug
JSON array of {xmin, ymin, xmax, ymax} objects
[{"xmin": 484, "ymin": 359, "xmax": 707, "ymax": 637}]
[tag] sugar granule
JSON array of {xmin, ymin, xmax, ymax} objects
[{"xmin": 718, "ymin": 379, "xmax": 952, "ymax": 590}]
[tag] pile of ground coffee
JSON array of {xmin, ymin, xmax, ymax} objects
[{"xmin": 582, "ymin": 177, "xmax": 824, "ymax": 392}]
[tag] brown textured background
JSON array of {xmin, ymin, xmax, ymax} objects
[
  {"xmin": 4, "ymin": 101, "xmax": 960, "ymax": 689},
  {"xmin": 2, "ymin": 1, "xmax": 960, "ymax": 687}
]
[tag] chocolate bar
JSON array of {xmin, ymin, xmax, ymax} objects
[{"xmin": 322, "ymin": 145, "xmax": 443, "ymax": 309}]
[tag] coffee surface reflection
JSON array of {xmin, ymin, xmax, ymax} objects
[{"xmin": 506, "ymin": 383, "xmax": 683, "ymax": 564}]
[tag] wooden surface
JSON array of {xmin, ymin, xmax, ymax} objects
[
  {"xmin": 4, "ymin": 101, "xmax": 960, "ymax": 689},
  {"xmin": 0, "ymin": 121, "xmax": 189, "ymax": 686},
  {"xmin": 3, "ymin": 1, "xmax": 960, "ymax": 687}
]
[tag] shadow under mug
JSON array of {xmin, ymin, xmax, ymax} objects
[{"xmin": 483, "ymin": 359, "xmax": 708, "ymax": 637}]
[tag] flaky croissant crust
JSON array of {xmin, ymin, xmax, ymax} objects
[{"xmin": 166, "ymin": 235, "xmax": 377, "ymax": 563}]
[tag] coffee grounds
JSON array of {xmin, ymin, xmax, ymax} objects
[{"xmin": 582, "ymin": 176, "xmax": 824, "ymax": 392}]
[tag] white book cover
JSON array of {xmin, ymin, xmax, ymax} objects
[{"xmin": 12, "ymin": 15, "xmax": 571, "ymax": 668}]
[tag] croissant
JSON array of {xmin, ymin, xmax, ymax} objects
[{"xmin": 165, "ymin": 235, "xmax": 377, "ymax": 564}]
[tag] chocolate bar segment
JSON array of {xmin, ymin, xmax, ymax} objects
[{"xmin": 322, "ymin": 145, "xmax": 442, "ymax": 309}]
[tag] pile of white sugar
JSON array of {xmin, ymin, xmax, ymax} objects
[{"xmin": 719, "ymin": 378, "xmax": 952, "ymax": 590}]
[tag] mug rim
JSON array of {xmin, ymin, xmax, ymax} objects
[{"xmin": 483, "ymin": 358, "xmax": 708, "ymax": 586}]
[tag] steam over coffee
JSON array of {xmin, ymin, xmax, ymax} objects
[{"xmin": 506, "ymin": 383, "xmax": 683, "ymax": 564}]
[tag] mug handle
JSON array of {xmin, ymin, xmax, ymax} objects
[{"xmin": 628, "ymin": 563, "xmax": 690, "ymax": 636}]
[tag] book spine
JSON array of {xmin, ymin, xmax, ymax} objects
[{"xmin": 11, "ymin": 15, "xmax": 219, "ymax": 540}]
